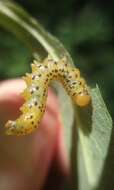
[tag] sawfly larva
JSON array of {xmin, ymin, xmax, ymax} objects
[{"xmin": 5, "ymin": 55, "xmax": 90, "ymax": 135}]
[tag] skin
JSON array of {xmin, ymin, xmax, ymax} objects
[
  {"xmin": 5, "ymin": 56, "xmax": 90, "ymax": 135},
  {"xmin": 0, "ymin": 79, "xmax": 69, "ymax": 190}
]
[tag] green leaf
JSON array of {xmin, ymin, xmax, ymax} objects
[
  {"xmin": 0, "ymin": 31, "xmax": 31, "ymax": 78},
  {"xmin": 0, "ymin": 0, "xmax": 73, "ymax": 63},
  {"xmin": 74, "ymin": 86, "xmax": 113, "ymax": 190},
  {"xmin": 53, "ymin": 82, "xmax": 75, "ymax": 155}
]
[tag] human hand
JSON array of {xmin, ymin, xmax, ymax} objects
[{"xmin": 0, "ymin": 79, "xmax": 69, "ymax": 190}]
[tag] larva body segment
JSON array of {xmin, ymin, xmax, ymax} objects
[{"xmin": 5, "ymin": 55, "xmax": 90, "ymax": 136}]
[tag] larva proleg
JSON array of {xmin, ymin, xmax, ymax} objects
[{"xmin": 5, "ymin": 55, "xmax": 90, "ymax": 136}]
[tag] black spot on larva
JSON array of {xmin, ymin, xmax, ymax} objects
[
  {"xmin": 55, "ymin": 69, "xmax": 58, "ymax": 73},
  {"xmin": 32, "ymin": 75, "xmax": 36, "ymax": 80},
  {"xmin": 31, "ymin": 121, "xmax": 34, "ymax": 125},
  {"xmin": 45, "ymin": 65, "xmax": 48, "ymax": 69},
  {"xmin": 36, "ymin": 86, "xmax": 39, "ymax": 90},
  {"xmin": 78, "ymin": 81, "xmax": 82, "ymax": 85},
  {"xmin": 30, "ymin": 89, "xmax": 34, "ymax": 94},
  {"xmin": 38, "ymin": 74, "xmax": 42, "ymax": 77},
  {"xmin": 66, "ymin": 79, "xmax": 70, "ymax": 83},
  {"xmin": 78, "ymin": 91, "xmax": 82, "ymax": 95},
  {"xmin": 30, "ymin": 115, "xmax": 33, "ymax": 119},
  {"xmin": 72, "ymin": 82, "xmax": 77, "ymax": 85},
  {"xmin": 34, "ymin": 101, "xmax": 38, "ymax": 106},
  {"xmin": 38, "ymin": 106, "xmax": 41, "ymax": 110},
  {"xmin": 54, "ymin": 61, "xmax": 57, "ymax": 65},
  {"xmin": 72, "ymin": 93, "xmax": 76, "ymax": 96}
]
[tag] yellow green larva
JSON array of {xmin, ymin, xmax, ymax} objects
[{"xmin": 5, "ymin": 55, "xmax": 90, "ymax": 136}]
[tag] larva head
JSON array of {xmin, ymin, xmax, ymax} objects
[{"xmin": 75, "ymin": 93, "xmax": 91, "ymax": 106}]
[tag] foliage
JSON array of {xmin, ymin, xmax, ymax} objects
[{"xmin": 0, "ymin": 1, "xmax": 113, "ymax": 190}]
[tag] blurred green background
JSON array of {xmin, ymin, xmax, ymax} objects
[{"xmin": 0, "ymin": 0, "xmax": 114, "ymax": 117}]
